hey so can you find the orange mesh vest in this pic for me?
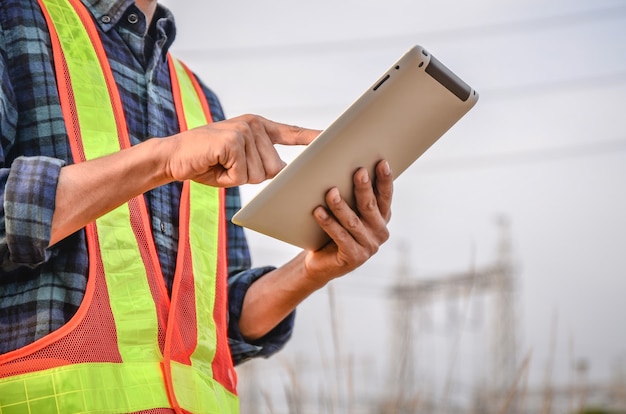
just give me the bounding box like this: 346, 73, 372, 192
0, 0, 238, 412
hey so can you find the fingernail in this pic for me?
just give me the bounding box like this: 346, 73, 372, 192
315, 206, 329, 219
382, 161, 391, 175
330, 187, 341, 203
360, 169, 370, 184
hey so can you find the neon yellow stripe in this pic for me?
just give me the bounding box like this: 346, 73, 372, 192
43, 0, 160, 363
0, 363, 170, 413
171, 362, 238, 414
45, 0, 119, 160
171, 57, 223, 389
172, 58, 208, 130
186, 181, 220, 377
6, 3, 237, 412
95, 205, 162, 362
0, 362, 238, 413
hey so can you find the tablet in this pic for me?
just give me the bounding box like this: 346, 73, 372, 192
232, 45, 479, 250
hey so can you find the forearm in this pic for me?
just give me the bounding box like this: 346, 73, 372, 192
49, 115, 320, 246
50, 137, 171, 245
238, 251, 327, 341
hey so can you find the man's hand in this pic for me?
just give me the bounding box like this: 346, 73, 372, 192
165, 114, 320, 187
51, 114, 319, 246
238, 159, 394, 340
304, 159, 393, 284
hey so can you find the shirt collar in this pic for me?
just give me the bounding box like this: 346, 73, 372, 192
80, 0, 176, 36
79, 0, 177, 56
81, 0, 135, 32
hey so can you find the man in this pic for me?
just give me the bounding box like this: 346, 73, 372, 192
0, 0, 393, 412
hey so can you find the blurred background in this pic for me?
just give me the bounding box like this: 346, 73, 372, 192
161, 0, 626, 412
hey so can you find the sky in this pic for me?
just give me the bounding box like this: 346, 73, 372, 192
161, 0, 626, 410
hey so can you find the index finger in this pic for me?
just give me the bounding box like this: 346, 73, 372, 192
261, 117, 321, 146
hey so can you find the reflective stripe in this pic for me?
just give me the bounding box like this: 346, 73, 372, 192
187, 182, 220, 383
171, 57, 219, 379
171, 362, 238, 414
0, 363, 169, 413
172, 58, 210, 131
169, 58, 238, 410
96, 204, 162, 362
0, 0, 237, 412
43, 0, 122, 160
41, 0, 161, 363
0, 363, 237, 414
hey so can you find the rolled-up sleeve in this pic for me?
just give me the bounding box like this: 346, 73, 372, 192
0, 48, 65, 270
1, 156, 64, 268
227, 266, 296, 365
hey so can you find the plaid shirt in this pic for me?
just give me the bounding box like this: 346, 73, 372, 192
0, 0, 294, 364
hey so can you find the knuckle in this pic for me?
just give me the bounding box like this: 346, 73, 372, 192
225, 123, 247, 142
228, 133, 246, 152
247, 168, 266, 184
347, 215, 360, 229
239, 113, 256, 122
368, 243, 380, 257
243, 114, 264, 130
266, 165, 282, 178
335, 256, 350, 268
333, 227, 351, 243
379, 227, 390, 243
364, 198, 378, 212
289, 124, 305, 138
355, 249, 371, 265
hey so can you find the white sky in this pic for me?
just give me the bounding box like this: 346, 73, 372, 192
162, 0, 626, 409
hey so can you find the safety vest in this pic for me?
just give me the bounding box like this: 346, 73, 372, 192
0, 0, 239, 413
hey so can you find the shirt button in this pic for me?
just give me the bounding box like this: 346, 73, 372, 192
101, 15, 111, 24
127, 13, 139, 24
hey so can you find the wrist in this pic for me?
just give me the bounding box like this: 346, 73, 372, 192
143, 136, 178, 185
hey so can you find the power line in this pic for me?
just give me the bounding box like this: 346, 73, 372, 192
172, 4, 626, 59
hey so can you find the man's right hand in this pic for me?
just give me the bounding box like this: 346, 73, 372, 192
51, 114, 319, 246
164, 114, 320, 187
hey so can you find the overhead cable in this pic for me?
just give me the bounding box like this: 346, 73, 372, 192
172, 4, 626, 59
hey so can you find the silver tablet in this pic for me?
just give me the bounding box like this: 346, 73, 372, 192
232, 45, 479, 250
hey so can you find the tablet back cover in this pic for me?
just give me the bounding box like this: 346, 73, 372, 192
232, 45, 479, 250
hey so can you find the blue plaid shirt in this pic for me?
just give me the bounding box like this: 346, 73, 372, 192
0, 0, 294, 364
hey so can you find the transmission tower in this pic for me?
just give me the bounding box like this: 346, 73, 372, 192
386, 219, 519, 413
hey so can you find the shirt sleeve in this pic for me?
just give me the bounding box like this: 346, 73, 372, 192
0, 50, 65, 270
223, 185, 296, 365
227, 266, 296, 365
1, 156, 64, 269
